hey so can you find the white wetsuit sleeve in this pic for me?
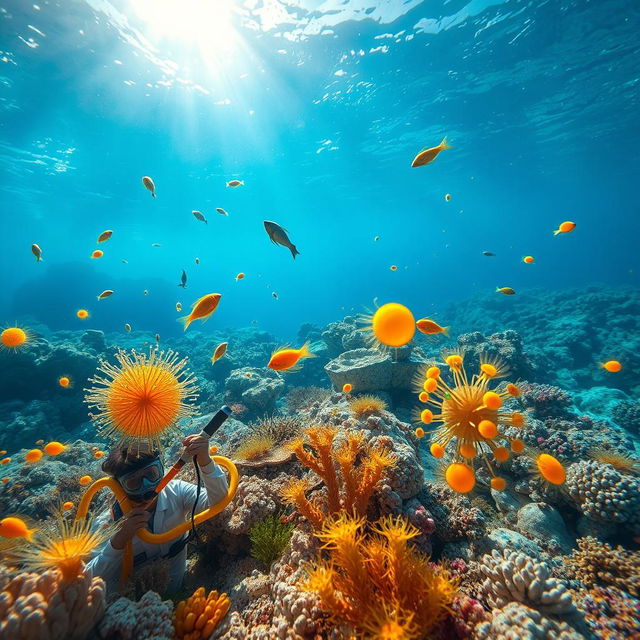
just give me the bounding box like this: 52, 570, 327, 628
84, 508, 123, 587
179, 461, 229, 514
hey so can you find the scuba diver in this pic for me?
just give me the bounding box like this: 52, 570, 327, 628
86, 433, 228, 593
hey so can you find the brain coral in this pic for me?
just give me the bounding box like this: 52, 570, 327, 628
478, 549, 577, 615
566, 460, 640, 533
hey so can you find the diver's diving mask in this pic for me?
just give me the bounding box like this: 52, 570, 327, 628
116, 458, 164, 499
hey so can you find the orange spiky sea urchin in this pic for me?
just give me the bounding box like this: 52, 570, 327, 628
9, 514, 114, 582
349, 394, 388, 418
413, 351, 538, 493
0, 326, 33, 351
85, 348, 198, 452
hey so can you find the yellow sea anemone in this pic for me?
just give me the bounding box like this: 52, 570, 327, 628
359, 302, 416, 352
589, 448, 640, 474
233, 434, 276, 461
416, 350, 539, 493
85, 348, 198, 451
349, 394, 388, 418
0, 326, 33, 351
9, 514, 114, 582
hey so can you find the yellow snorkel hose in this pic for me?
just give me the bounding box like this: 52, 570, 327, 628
77, 455, 238, 583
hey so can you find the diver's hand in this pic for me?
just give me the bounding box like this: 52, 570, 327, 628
111, 507, 151, 550
183, 434, 211, 467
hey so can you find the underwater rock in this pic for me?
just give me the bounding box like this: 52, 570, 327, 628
573, 386, 629, 420
479, 527, 543, 559
457, 329, 536, 381
324, 346, 428, 393
224, 368, 285, 416
96, 590, 174, 640
516, 503, 574, 554
320, 315, 366, 356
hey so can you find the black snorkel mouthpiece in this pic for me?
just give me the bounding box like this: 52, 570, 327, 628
153, 405, 232, 495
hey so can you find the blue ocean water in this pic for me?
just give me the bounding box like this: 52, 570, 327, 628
1, 0, 638, 340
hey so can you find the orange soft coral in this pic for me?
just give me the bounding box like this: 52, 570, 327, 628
302, 513, 457, 639
282, 427, 396, 527
174, 587, 230, 640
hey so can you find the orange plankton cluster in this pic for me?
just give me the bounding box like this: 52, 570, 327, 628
414, 351, 565, 493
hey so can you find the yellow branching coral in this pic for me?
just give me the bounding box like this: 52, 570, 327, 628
85, 348, 198, 452
414, 351, 564, 494
302, 513, 456, 639
9, 515, 114, 583
174, 586, 230, 640
281, 427, 396, 527
349, 394, 388, 418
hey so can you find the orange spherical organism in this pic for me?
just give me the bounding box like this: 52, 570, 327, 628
491, 477, 507, 491
364, 302, 416, 349
91, 250, 104, 259
44, 442, 65, 456
536, 453, 566, 485
483, 391, 502, 410
430, 443, 445, 458
445, 354, 463, 369
79, 475, 92, 486
415, 427, 425, 438
419, 391, 429, 403
85, 348, 198, 451
480, 363, 497, 378
0, 458, 11, 465
62, 501, 74, 511
58, 376, 71, 388
494, 447, 509, 462
511, 412, 525, 428
511, 439, 525, 453
478, 420, 498, 439
523, 256, 534, 264
423, 378, 438, 393
342, 383, 353, 393
506, 383, 520, 397
25, 449, 43, 463
93, 450, 105, 459
76, 309, 90, 319
426, 366, 441, 379
459, 444, 476, 459
1, 327, 30, 351
1, 478, 8, 484
445, 463, 475, 493
420, 409, 433, 424
209, 445, 218, 455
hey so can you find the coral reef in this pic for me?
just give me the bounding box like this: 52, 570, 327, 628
96, 590, 174, 640
249, 515, 294, 568
224, 368, 284, 416
324, 346, 428, 394
478, 548, 577, 615
302, 513, 457, 639
175, 587, 230, 640
566, 537, 640, 596
576, 586, 640, 640
0, 568, 106, 640
613, 399, 640, 435
285, 386, 331, 413
519, 382, 573, 418
566, 460, 640, 533
281, 427, 396, 528
348, 394, 387, 418
474, 602, 585, 640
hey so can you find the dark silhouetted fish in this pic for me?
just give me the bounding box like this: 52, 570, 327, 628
192, 210, 207, 224
482, 251, 496, 257
178, 269, 187, 288
263, 220, 300, 260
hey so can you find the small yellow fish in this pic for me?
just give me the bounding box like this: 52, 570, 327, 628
235, 272, 245, 281
97, 289, 114, 300
267, 342, 314, 372
180, 293, 222, 331
211, 342, 228, 364
31, 243, 43, 261
142, 176, 156, 198
411, 137, 451, 167
600, 360, 622, 373
226, 180, 244, 187
0, 516, 35, 541
416, 318, 449, 336
124, 323, 132, 332
496, 287, 516, 295
91, 250, 104, 259
176, 302, 182, 312
97, 230, 113, 243
553, 221, 576, 235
